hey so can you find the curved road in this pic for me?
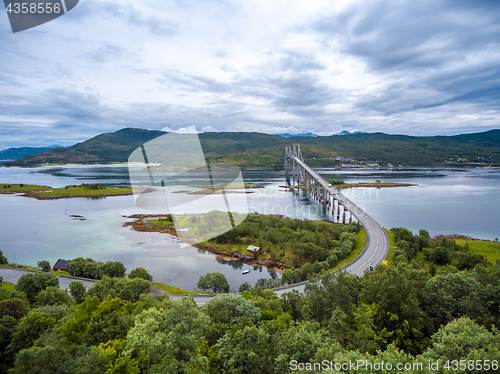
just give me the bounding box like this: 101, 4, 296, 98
0, 267, 95, 290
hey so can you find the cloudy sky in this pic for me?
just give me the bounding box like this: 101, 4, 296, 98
1, 0, 500, 149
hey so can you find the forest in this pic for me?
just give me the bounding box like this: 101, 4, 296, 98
0, 226, 499, 373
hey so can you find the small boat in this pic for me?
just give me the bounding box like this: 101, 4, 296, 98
242, 270, 250, 275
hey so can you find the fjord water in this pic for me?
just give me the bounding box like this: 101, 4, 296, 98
0, 165, 498, 290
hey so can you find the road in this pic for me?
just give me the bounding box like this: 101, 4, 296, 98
0, 267, 96, 290
289, 157, 390, 277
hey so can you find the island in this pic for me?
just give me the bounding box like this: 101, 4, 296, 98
0, 183, 151, 200
281, 178, 417, 191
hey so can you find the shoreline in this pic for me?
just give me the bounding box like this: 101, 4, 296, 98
280, 182, 418, 191
431, 234, 498, 242
123, 214, 287, 272
1, 162, 498, 170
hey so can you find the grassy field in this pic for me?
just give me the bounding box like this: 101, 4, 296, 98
52, 270, 70, 276
0, 183, 132, 197
455, 239, 500, 263
337, 182, 416, 190
152, 282, 212, 295
331, 228, 367, 271
37, 186, 131, 196
0, 183, 51, 192
385, 229, 396, 265
147, 219, 174, 227
0, 263, 39, 271
1, 282, 15, 290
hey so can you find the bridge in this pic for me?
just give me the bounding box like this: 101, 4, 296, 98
175, 144, 390, 301
277, 144, 390, 287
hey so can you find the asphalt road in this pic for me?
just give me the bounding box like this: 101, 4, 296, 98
0, 268, 96, 290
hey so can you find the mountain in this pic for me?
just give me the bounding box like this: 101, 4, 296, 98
277, 132, 318, 138
0, 145, 62, 161
4, 128, 165, 166
334, 131, 367, 135
4, 128, 500, 167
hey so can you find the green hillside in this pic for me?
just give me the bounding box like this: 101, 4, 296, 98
4, 128, 500, 168
0, 146, 60, 161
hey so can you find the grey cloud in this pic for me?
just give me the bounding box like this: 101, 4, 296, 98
311, 0, 500, 117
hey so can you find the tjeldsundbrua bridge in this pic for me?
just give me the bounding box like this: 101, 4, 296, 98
278, 144, 390, 287
158, 144, 390, 302
285, 144, 356, 224
171, 144, 390, 302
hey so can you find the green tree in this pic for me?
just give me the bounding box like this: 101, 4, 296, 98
197, 272, 230, 293
37, 260, 51, 272
428, 246, 451, 264
15, 272, 59, 304
97, 339, 140, 374
0, 250, 8, 265
360, 263, 431, 355
124, 297, 210, 374
0, 315, 17, 370
328, 307, 350, 348
35, 287, 74, 307
69, 281, 87, 304
351, 303, 378, 354
61, 296, 135, 346
203, 293, 261, 326
8, 305, 67, 354
217, 325, 272, 374
423, 272, 487, 329
275, 321, 329, 366
85, 276, 151, 302
128, 267, 153, 281
423, 317, 500, 366
280, 290, 304, 321
66, 257, 89, 277
238, 282, 251, 293
13, 345, 109, 374
302, 271, 362, 325
102, 261, 127, 278
0, 298, 30, 320
83, 261, 104, 279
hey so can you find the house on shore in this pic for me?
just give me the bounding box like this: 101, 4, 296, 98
247, 245, 262, 255
53, 259, 70, 272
